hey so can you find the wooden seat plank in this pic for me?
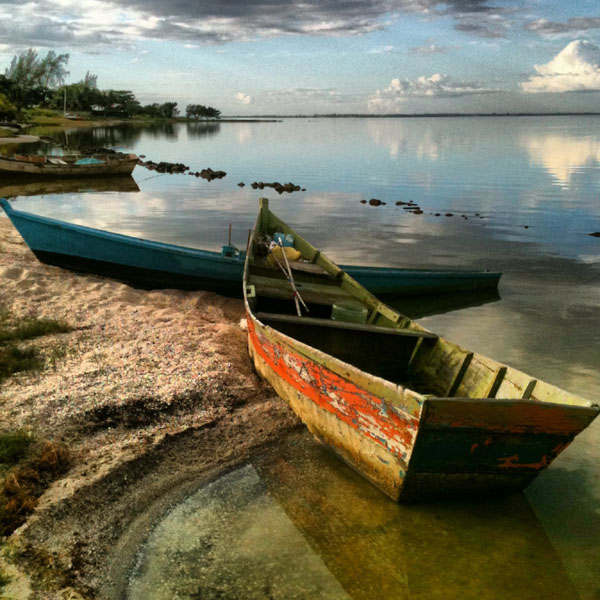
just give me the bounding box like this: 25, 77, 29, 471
256, 311, 439, 338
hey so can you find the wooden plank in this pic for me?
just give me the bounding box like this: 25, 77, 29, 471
421, 397, 599, 435
485, 366, 507, 398
446, 352, 474, 397
250, 314, 425, 417
256, 311, 439, 338
250, 274, 353, 305
522, 379, 537, 400
288, 261, 330, 276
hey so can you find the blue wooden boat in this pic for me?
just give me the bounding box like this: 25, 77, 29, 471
0, 198, 501, 297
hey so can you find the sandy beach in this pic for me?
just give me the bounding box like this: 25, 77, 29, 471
0, 216, 300, 598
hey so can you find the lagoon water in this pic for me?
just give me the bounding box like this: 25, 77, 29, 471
3, 116, 600, 598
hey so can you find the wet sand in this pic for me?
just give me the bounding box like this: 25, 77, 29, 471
0, 216, 300, 598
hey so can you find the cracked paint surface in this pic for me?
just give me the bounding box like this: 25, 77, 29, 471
248, 317, 420, 462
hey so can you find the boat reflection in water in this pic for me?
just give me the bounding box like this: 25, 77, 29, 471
388, 287, 501, 320
0, 174, 140, 198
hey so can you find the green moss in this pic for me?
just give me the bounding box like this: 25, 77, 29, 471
0, 307, 73, 383
0, 432, 32, 471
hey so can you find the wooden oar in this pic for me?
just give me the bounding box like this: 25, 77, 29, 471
272, 243, 309, 316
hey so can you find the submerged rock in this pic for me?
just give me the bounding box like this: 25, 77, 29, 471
138, 159, 189, 174
250, 181, 302, 194
198, 168, 227, 181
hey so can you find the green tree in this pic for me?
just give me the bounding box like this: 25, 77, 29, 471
186, 104, 221, 120
0, 92, 17, 119
38, 51, 70, 88
5, 49, 69, 89
100, 90, 141, 116
4, 49, 70, 119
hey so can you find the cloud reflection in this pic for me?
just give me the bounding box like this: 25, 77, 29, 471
366, 119, 442, 160
522, 132, 600, 185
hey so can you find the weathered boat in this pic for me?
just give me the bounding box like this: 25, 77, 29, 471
0, 198, 501, 297
0, 152, 138, 177
243, 198, 599, 501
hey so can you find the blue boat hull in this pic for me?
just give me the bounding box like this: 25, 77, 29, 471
1, 198, 501, 297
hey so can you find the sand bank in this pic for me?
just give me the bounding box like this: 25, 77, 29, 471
0, 216, 299, 598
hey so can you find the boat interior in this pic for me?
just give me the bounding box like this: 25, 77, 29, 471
247, 250, 445, 394
6, 153, 131, 165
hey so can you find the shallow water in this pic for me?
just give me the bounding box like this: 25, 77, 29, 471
127, 433, 580, 600
2, 116, 599, 598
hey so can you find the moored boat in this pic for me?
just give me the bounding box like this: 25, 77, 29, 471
243, 198, 599, 501
0, 198, 501, 297
0, 152, 138, 177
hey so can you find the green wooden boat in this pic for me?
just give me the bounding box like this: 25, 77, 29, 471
243, 198, 599, 501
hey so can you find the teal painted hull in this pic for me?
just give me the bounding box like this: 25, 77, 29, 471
1, 198, 501, 296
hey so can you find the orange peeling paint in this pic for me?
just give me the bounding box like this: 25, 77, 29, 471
497, 453, 549, 470
248, 316, 419, 459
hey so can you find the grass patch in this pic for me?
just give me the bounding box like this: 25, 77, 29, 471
0, 432, 32, 472
0, 439, 71, 537
0, 316, 72, 344
0, 307, 73, 383
0, 345, 44, 382
0, 565, 11, 590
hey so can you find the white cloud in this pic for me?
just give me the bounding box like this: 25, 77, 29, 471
521, 40, 600, 93
368, 45, 394, 54
235, 92, 252, 105
368, 73, 496, 111
411, 44, 446, 55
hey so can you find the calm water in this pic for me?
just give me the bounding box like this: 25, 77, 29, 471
2, 117, 599, 598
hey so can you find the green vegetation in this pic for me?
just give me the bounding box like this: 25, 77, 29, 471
0, 437, 71, 536
186, 103, 221, 120
0, 432, 32, 473
0, 565, 11, 592
1, 48, 221, 123
0, 306, 73, 383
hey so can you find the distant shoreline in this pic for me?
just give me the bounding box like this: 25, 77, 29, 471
225, 112, 600, 119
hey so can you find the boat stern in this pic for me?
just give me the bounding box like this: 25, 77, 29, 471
398, 397, 599, 501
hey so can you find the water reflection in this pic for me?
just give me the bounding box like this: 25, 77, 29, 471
0, 175, 139, 198
128, 433, 580, 600
26, 123, 145, 151
522, 133, 600, 186
366, 118, 444, 160
389, 287, 501, 319
186, 121, 221, 139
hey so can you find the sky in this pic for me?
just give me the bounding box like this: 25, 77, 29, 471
2, 0, 600, 115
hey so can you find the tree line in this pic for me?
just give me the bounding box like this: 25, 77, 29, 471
0, 49, 220, 122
